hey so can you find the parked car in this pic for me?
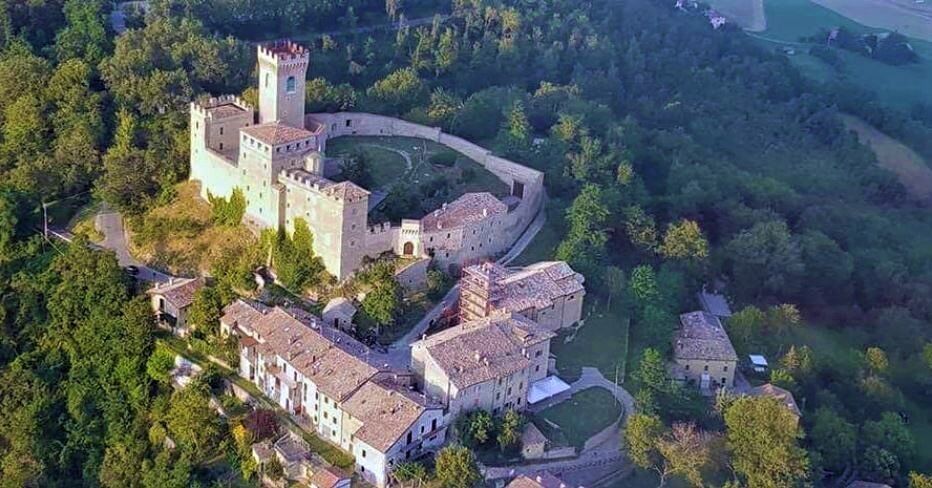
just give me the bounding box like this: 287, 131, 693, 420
125, 265, 139, 276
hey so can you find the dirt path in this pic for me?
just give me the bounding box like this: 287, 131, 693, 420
840, 113, 932, 205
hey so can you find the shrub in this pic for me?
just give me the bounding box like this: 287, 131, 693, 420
429, 150, 458, 167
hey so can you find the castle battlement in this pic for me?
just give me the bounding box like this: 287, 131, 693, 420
190, 95, 253, 118
279, 169, 331, 193
368, 222, 392, 235
258, 40, 310, 64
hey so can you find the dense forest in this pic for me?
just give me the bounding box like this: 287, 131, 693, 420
1, 0, 932, 486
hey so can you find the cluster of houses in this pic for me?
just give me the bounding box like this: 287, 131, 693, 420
146, 260, 585, 487
145, 261, 809, 487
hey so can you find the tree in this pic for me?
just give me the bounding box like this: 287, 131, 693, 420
359, 262, 402, 329
624, 206, 658, 253
725, 220, 804, 302
656, 423, 713, 487
603, 266, 626, 308
865, 347, 889, 376
660, 219, 708, 261
367, 67, 426, 114
724, 396, 808, 488
726, 306, 765, 354
394, 461, 428, 487
500, 100, 531, 152
459, 410, 494, 446
629, 265, 660, 304
342, 150, 373, 188
769, 369, 797, 393
809, 408, 856, 471
266, 456, 285, 481
209, 188, 246, 226
861, 412, 914, 472
909, 472, 932, 488
624, 413, 668, 482
166, 382, 221, 463
243, 409, 279, 441
497, 410, 523, 452
54, 0, 110, 65
146, 346, 175, 384
187, 285, 224, 335
434, 445, 481, 488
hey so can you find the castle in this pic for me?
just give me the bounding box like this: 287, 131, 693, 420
190, 40, 544, 281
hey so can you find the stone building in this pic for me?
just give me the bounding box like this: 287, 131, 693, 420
672, 311, 738, 391
224, 302, 444, 487
410, 313, 555, 419
147, 277, 206, 336
189, 40, 544, 281
459, 261, 585, 331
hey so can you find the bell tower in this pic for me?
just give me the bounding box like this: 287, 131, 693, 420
257, 40, 309, 128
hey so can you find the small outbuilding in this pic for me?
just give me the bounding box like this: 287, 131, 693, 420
749, 354, 769, 374
521, 423, 548, 460
322, 297, 357, 331
749, 383, 801, 422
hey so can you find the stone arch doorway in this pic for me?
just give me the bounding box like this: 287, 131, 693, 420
403, 242, 414, 256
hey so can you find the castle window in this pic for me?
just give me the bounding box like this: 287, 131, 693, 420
345, 119, 352, 128
286, 76, 297, 94
265, 73, 270, 87
219, 127, 224, 135
219, 143, 223, 150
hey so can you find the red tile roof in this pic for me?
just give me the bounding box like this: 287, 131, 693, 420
242, 122, 316, 146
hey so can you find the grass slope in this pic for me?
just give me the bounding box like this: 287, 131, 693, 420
840, 113, 932, 204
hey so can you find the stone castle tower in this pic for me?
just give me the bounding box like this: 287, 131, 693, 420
258, 40, 309, 128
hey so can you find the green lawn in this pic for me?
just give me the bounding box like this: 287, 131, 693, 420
531, 387, 622, 449
752, 0, 932, 109
551, 299, 629, 383
325, 135, 510, 197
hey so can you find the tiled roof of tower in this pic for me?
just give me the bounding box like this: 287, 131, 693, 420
242, 122, 316, 146
494, 262, 585, 313
207, 103, 250, 119
421, 192, 507, 231
342, 379, 438, 451
243, 308, 378, 400
673, 311, 738, 362
147, 277, 206, 309
321, 181, 370, 201
414, 314, 555, 389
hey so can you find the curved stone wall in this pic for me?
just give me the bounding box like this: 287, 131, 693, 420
308, 112, 545, 262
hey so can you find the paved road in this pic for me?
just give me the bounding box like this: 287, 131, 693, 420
95, 211, 173, 283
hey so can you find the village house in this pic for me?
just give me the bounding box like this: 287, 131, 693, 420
520, 423, 549, 460
146, 277, 206, 336
459, 261, 585, 331
506, 471, 577, 488
672, 311, 738, 391
410, 313, 557, 419
224, 301, 444, 487
251, 431, 352, 488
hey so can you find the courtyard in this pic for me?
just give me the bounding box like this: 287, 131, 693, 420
530, 387, 623, 449
325, 135, 510, 196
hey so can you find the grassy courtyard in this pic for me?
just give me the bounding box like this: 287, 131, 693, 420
531, 387, 622, 449
551, 299, 630, 384
325, 135, 510, 196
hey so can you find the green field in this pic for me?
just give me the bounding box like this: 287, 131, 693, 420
532, 387, 622, 448
325, 135, 510, 196
551, 299, 629, 383
750, 0, 932, 109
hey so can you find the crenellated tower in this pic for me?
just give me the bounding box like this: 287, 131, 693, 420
258, 40, 310, 128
